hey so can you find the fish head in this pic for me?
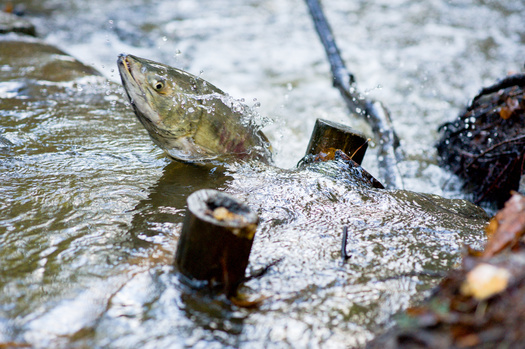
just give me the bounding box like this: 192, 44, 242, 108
117, 54, 221, 161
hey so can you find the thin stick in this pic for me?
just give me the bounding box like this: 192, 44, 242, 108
350, 138, 371, 161
304, 0, 402, 188
341, 226, 351, 262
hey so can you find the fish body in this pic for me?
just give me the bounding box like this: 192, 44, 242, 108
117, 54, 271, 163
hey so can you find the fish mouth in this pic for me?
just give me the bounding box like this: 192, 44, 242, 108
117, 54, 131, 72
117, 54, 136, 90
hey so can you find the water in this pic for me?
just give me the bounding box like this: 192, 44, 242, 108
1, 0, 524, 347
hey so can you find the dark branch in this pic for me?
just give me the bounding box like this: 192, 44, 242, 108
304, 0, 401, 188
341, 226, 351, 262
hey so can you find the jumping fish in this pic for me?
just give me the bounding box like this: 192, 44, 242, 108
117, 54, 272, 163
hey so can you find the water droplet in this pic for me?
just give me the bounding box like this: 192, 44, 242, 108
287, 82, 293, 91
162, 36, 167, 42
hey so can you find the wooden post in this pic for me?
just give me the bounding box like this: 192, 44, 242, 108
306, 118, 368, 165
303, 118, 385, 189
175, 189, 258, 297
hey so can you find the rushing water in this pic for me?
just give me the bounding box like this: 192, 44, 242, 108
1, 0, 524, 348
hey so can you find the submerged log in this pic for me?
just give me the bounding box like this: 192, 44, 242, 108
175, 189, 259, 297
436, 74, 525, 208
306, 118, 369, 165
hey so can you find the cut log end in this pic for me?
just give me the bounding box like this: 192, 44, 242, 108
302, 118, 384, 189
175, 189, 258, 297
306, 118, 369, 165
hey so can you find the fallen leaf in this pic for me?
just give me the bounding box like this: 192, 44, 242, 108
483, 192, 525, 257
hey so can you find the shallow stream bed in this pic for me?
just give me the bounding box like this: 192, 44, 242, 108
1, 1, 524, 348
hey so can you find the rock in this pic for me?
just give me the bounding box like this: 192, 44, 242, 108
0, 11, 36, 36
0, 37, 101, 82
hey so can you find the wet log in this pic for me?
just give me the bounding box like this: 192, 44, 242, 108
436, 73, 525, 208
306, 118, 368, 165
175, 189, 258, 297
304, 0, 401, 189
301, 118, 384, 189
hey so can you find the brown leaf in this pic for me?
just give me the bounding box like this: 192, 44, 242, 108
499, 97, 521, 119
483, 192, 525, 257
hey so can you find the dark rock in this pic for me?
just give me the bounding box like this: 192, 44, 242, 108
0, 11, 36, 36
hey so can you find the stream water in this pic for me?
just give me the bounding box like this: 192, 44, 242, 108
1, 0, 524, 348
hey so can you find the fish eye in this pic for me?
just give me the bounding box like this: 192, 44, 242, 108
153, 80, 165, 92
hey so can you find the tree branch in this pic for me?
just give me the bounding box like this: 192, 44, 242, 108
304, 0, 401, 188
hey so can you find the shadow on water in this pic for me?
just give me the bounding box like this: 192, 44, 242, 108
129, 159, 233, 242
179, 282, 247, 341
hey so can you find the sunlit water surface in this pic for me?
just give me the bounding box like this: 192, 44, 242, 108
1, 0, 524, 347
